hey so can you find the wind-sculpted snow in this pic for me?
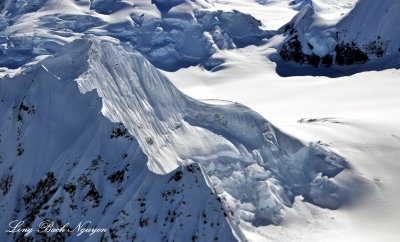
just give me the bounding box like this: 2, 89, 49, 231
73, 39, 348, 225
0, 39, 239, 241
0, 38, 350, 241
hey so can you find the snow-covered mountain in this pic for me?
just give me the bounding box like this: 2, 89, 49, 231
1, 0, 398, 241
0, 0, 270, 73
279, 0, 400, 67
0, 36, 350, 240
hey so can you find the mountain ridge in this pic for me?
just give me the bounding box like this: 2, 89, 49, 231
0, 37, 353, 241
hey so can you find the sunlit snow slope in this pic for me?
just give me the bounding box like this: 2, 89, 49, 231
0, 37, 353, 241
1, 0, 395, 242
0, 39, 241, 241
163, 1, 400, 242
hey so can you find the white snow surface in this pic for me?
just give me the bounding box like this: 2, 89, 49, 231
1, 37, 352, 241
0, 0, 270, 72
165, 1, 400, 240
0, 0, 399, 242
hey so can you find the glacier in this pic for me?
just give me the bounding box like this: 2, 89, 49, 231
0, 0, 271, 72
0, 37, 349, 241
0, 0, 380, 241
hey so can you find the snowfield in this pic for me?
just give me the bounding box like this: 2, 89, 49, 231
0, 0, 399, 241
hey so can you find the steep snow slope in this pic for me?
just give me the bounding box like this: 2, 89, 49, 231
0, 39, 240, 241
1, 0, 397, 241
278, 0, 400, 69
0, 38, 352, 240
75, 39, 352, 226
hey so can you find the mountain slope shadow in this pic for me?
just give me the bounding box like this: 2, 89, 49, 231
272, 53, 400, 78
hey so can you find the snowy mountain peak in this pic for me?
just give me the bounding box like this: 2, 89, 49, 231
0, 37, 243, 241
0, 37, 352, 241
1, 0, 395, 241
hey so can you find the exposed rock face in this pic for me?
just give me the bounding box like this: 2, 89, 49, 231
0, 39, 239, 241
278, 0, 400, 67
0, 38, 349, 240
279, 33, 332, 67
279, 25, 369, 67
334, 42, 369, 65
